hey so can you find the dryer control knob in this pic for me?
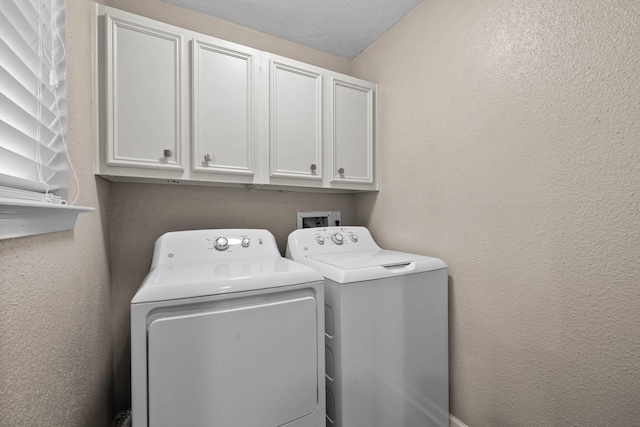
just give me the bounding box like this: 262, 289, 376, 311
316, 236, 325, 245
331, 233, 344, 245
241, 238, 250, 248
214, 237, 229, 251
350, 234, 358, 242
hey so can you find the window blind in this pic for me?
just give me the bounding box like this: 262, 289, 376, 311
0, 0, 69, 204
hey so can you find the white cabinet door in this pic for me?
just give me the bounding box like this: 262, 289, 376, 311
268, 57, 323, 183
191, 38, 260, 183
104, 12, 185, 172
326, 76, 377, 190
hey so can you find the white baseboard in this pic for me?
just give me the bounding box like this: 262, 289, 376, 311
450, 414, 469, 427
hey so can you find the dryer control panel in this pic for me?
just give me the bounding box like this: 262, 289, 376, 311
135, 228, 324, 303
150, 229, 281, 269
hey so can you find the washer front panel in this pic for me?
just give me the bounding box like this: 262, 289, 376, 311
147, 289, 319, 427
325, 271, 449, 427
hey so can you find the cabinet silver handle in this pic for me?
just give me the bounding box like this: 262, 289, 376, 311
163, 149, 173, 158
338, 168, 345, 174
310, 164, 317, 171
204, 154, 212, 162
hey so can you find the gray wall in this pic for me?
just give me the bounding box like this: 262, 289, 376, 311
0, 0, 112, 425
352, 0, 640, 426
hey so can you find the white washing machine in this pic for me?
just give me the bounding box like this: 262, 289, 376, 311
131, 229, 325, 427
286, 226, 449, 427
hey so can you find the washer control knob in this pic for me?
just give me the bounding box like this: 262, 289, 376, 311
241, 237, 250, 248
316, 236, 325, 245
214, 237, 229, 251
331, 233, 344, 245
350, 234, 358, 242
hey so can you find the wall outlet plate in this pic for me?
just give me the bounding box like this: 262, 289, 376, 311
332, 211, 341, 226
297, 211, 341, 229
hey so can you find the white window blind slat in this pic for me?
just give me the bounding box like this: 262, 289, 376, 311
15, 0, 41, 25
0, 185, 62, 203
0, 66, 57, 124
0, 174, 58, 194
0, 2, 55, 77
0, 39, 56, 104
0, 147, 56, 186
0, 12, 39, 65
0, 64, 56, 109
0, 93, 57, 141
0, 0, 68, 200
0, 121, 57, 164
14, 1, 56, 41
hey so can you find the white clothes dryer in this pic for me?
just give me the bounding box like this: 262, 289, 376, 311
131, 229, 325, 427
287, 226, 449, 427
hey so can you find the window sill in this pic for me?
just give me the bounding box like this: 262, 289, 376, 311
0, 198, 95, 240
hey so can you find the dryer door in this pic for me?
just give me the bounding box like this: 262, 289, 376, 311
147, 291, 319, 427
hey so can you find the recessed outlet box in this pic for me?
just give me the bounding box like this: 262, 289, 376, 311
297, 211, 341, 229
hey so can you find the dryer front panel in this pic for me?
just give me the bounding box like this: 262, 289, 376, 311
147, 290, 319, 427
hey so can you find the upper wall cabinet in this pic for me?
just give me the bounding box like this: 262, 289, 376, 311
98, 7, 261, 185
101, 10, 187, 180
326, 75, 377, 190
96, 6, 377, 191
262, 56, 377, 191
190, 37, 261, 184
265, 56, 324, 187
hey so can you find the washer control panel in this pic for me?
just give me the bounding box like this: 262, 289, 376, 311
315, 229, 359, 247
287, 226, 380, 258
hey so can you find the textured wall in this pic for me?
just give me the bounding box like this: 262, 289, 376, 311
0, 0, 112, 426
102, 0, 358, 411
352, 0, 640, 426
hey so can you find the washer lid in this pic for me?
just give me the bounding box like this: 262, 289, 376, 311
308, 249, 426, 270
304, 249, 447, 283
132, 257, 323, 303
